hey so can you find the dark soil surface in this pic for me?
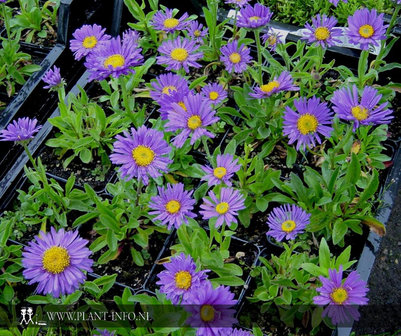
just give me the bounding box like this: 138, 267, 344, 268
353, 187, 401, 335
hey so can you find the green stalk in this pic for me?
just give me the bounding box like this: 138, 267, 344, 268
254, 29, 263, 84
1, 3, 11, 39
202, 137, 212, 162
22, 143, 38, 172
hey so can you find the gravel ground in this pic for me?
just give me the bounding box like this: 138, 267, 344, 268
353, 188, 401, 335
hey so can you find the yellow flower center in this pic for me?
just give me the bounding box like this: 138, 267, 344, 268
297, 114, 319, 135
103, 54, 125, 69
260, 81, 280, 93
165, 200, 181, 214
213, 167, 227, 179
209, 91, 219, 101
187, 115, 202, 130
194, 30, 201, 37
314, 27, 330, 41
331, 287, 349, 305
351, 106, 369, 121
164, 18, 179, 29
132, 145, 155, 167
42, 246, 70, 274
200, 304, 215, 322
162, 85, 177, 95
171, 48, 188, 62
281, 220, 296, 233
82, 35, 97, 49
359, 24, 374, 38
268, 35, 277, 46
175, 270, 192, 290
250, 16, 261, 22
215, 202, 229, 215
178, 101, 187, 111
229, 52, 241, 64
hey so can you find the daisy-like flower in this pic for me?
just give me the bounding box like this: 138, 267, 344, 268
94, 330, 115, 336
187, 21, 208, 44
84, 36, 143, 81
201, 154, 240, 187
303, 14, 342, 48
151, 8, 189, 33
313, 265, 369, 325
231, 329, 253, 336
201, 83, 227, 105
157, 38, 203, 73
165, 93, 219, 148
149, 183, 196, 230
159, 90, 194, 120
347, 9, 387, 50
266, 204, 310, 242
250, 71, 298, 99
185, 281, 237, 335
237, 3, 272, 29
150, 72, 190, 104
331, 85, 393, 130
0, 117, 41, 142
329, 0, 348, 6
225, 0, 250, 7
157, 253, 209, 305
122, 29, 141, 45
262, 28, 283, 52
42, 66, 63, 90
69, 24, 111, 61
110, 125, 172, 185
392, 0, 401, 4
22, 227, 93, 298
220, 40, 252, 74
200, 188, 245, 228
283, 96, 333, 151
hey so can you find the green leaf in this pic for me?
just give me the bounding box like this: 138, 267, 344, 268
210, 276, 244, 286
332, 219, 348, 245
26, 295, 50, 304
319, 238, 330, 270
131, 248, 145, 266
301, 263, 322, 277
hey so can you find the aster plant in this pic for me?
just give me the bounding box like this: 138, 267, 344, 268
220, 40, 252, 74
156, 253, 209, 304
201, 154, 240, 187
165, 93, 219, 148
22, 227, 93, 298
250, 71, 298, 99
303, 14, 342, 48
110, 125, 172, 185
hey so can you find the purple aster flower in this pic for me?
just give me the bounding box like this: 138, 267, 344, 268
201, 154, 240, 187
313, 265, 369, 325
157, 38, 203, 73
150, 72, 190, 104
42, 66, 63, 90
262, 28, 283, 52
250, 71, 298, 99
266, 204, 310, 242
110, 125, 172, 185
392, 0, 401, 4
165, 93, 219, 148
159, 90, 194, 120
201, 83, 227, 105
94, 330, 115, 336
187, 20, 208, 44
22, 227, 93, 298
237, 3, 272, 29
149, 183, 196, 230
185, 281, 237, 335
231, 329, 253, 336
69, 24, 111, 61
157, 253, 209, 304
331, 85, 393, 130
220, 40, 252, 74
84, 36, 143, 81
225, 0, 250, 7
0, 117, 41, 142
200, 188, 245, 228
283, 96, 333, 151
151, 8, 189, 33
329, 0, 348, 6
122, 29, 141, 45
347, 9, 387, 50
303, 14, 343, 48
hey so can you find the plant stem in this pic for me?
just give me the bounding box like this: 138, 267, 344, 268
232, 7, 238, 37
1, 4, 11, 39
202, 137, 212, 162
254, 29, 263, 84
22, 143, 38, 172
136, 180, 142, 207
